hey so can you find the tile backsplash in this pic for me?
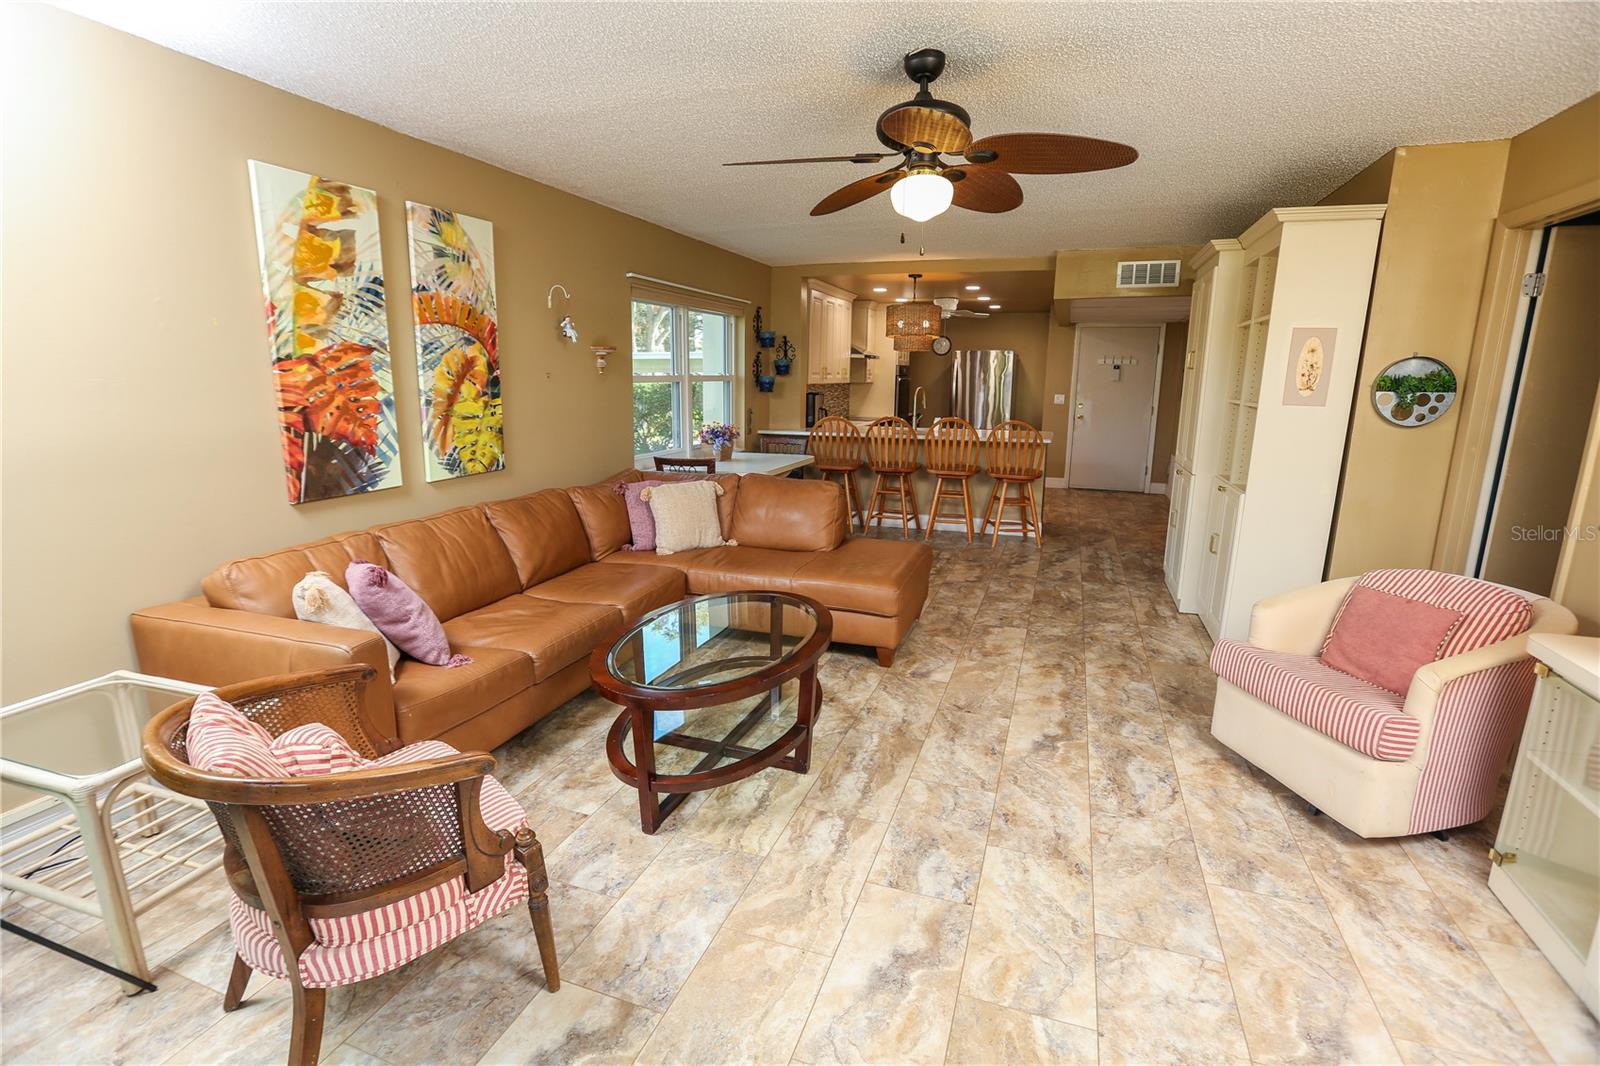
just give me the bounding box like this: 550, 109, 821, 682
815, 383, 851, 420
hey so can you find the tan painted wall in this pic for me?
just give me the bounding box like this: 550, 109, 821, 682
1042, 322, 1077, 476
1554, 385, 1600, 635
1500, 94, 1600, 225
1150, 321, 1190, 485
1324, 141, 1511, 577
1320, 150, 1396, 207
903, 313, 1052, 426
1053, 245, 1199, 302
0, 7, 771, 703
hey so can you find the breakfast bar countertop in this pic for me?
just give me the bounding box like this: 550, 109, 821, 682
758, 424, 1054, 442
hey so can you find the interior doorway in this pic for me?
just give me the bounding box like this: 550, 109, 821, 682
1473, 213, 1600, 594
1068, 325, 1163, 492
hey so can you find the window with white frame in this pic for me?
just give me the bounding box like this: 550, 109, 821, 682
631, 298, 736, 455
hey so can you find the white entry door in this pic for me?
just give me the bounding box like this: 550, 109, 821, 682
1069, 325, 1162, 492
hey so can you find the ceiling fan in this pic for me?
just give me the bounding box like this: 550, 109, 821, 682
724, 47, 1138, 221
933, 297, 987, 319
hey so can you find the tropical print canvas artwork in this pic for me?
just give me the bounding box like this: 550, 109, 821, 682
247, 160, 401, 504
406, 203, 502, 481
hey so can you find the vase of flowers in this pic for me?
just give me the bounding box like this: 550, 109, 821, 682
698, 422, 739, 460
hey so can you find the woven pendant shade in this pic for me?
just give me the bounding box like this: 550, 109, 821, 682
885, 300, 942, 342
893, 333, 934, 352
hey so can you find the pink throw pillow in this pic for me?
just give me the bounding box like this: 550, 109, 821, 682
272, 723, 368, 776
345, 561, 472, 668
617, 480, 667, 551
187, 693, 287, 777
1320, 585, 1463, 695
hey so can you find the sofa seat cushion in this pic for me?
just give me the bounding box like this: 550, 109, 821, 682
392, 646, 535, 739
442, 597, 621, 684
1211, 639, 1419, 761
792, 537, 933, 618
524, 562, 685, 623
673, 546, 812, 594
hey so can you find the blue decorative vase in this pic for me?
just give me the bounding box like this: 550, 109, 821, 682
756, 375, 776, 393
757, 330, 776, 348
774, 355, 793, 376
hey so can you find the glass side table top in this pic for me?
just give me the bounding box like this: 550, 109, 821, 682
605, 592, 820, 692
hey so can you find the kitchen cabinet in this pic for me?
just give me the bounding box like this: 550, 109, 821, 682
806, 286, 852, 384
1176, 205, 1385, 640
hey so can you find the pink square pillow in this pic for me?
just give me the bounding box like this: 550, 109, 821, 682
617, 479, 667, 551
1320, 585, 1463, 695
346, 561, 471, 667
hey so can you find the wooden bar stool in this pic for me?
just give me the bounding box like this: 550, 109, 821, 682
981, 419, 1048, 546
864, 416, 922, 538
807, 416, 865, 531
923, 417, 981, 542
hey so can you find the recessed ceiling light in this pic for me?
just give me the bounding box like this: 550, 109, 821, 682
989, 305, 1002, 310
975, 295, 991, 302
895, 297, 908, 303
872, 286, 888, 293
964, 284, 981, 291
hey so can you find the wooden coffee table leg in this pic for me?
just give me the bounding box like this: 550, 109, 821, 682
628, 703, 662, 833
793, 665, 818, 772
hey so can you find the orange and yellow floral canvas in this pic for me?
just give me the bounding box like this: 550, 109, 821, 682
406, 202, 502, 481
248, 160, 402, 504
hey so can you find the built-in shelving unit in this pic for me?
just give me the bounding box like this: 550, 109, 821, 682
1166, 204, 1385, 640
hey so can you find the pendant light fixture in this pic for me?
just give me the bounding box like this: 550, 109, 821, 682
884, 273, 942, 352
888, 167, 954, 222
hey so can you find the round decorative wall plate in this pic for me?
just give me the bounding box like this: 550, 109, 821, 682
1373, 355, 1457, 427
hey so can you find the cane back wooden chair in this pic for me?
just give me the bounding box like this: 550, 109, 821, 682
864, 416, 923, 538
922, 417, 982, 543
141, 666, 558, 1066
981, 419, 1048, 546
654, 455, 717, 474
806, 416, 865, 531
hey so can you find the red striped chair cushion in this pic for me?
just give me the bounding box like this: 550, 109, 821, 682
1211, 640, 1421, 760
271, 723, 367, 777
186, 694, 286, 778
225, 738, 531, 987
1326, 569, 1532, 660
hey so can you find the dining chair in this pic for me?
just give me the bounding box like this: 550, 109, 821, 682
981, 419, 1047, 545
654, 455, 717, 474
922, 417, 982, 542
806, 416, 865, 531
141, 666, 557, 1066
864, 416, 922, 538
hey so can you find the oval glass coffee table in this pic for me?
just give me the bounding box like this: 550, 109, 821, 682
590, 591, 832, 833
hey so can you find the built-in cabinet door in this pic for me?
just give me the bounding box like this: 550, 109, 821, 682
806, 292, 827, 384
1164, 465, 1192, 599
1198, 479, 1241, 639
1175, 271, 1211, 468
833, 297, 851, 381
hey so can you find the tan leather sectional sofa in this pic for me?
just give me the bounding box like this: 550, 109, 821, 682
132, 470, 932, 752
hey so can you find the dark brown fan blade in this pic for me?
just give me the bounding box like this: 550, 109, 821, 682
947, 166, 1023, 213
880, 106, 973, 154
724, 152, 899, 166
966, 133, 1138, 174
810, 165, 906, 216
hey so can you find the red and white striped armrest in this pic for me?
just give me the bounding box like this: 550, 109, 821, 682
1404, 634, 1538, 835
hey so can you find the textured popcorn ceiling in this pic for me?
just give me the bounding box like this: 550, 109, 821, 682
65, 1, 1600, 266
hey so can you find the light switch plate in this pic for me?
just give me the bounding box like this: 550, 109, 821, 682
1053, 394, 1066, 405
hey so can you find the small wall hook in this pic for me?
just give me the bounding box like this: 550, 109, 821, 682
546, 284, 571, 309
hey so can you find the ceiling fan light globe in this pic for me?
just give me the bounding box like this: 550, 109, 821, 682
889, 172, 954, 222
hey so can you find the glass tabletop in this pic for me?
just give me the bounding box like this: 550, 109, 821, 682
606, 592, 819, 692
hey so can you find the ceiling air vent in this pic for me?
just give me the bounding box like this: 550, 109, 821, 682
1116, 260, 1181, 289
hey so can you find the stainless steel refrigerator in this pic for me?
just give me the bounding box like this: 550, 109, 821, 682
951, 349, 1015, 431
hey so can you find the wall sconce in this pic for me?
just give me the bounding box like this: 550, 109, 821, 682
590, 345, 615, 374
547, 284, 577, 343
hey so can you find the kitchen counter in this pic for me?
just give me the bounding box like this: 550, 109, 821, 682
760, 425, 1054, 443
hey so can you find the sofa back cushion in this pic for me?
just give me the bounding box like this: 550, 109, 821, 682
1328, 569, 1533, 660
373, 508, 521, 621
203, 531, 389, 618
482, 490, 591, 587
731, 475, 846, 552
568, 472, 740, 558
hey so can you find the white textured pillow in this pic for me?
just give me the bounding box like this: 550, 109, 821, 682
292, 571, 401, 681
642, 481, 735, 555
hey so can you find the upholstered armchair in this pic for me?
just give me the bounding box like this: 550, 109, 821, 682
1209, 569, 1578, 839
142, 665, 558, 1066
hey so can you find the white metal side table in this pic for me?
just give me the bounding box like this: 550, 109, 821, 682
0, 671, 220, 994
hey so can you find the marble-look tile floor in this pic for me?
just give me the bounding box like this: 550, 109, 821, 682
5, 489, 1599, 1064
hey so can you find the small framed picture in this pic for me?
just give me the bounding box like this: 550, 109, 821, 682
1282, 327, 1337, 407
